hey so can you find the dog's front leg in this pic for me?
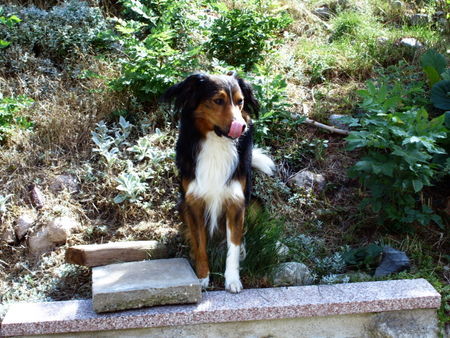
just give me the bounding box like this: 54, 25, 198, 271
225, 200, 245, 293
183, 197, 210, 288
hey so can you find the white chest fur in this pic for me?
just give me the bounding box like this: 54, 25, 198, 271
187, 132, 244, 235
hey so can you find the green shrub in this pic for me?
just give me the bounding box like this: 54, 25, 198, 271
241, 67, 304, 145
0, 94, 34, 143
330, 11, 363, 41
206, 8, 291, 70
345, 80, 447, 228
0, 7, 21, 48
110, 0, 200, 101
0, 1, 108, 59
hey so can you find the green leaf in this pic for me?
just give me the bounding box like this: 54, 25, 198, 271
0, 40, 10, 48
441, 69, 450, 81
113, 194, 127, 204
431, 80, 450, 110
420, 49, 447, 79
412, 179, 423, 192
423, 66, 441, 86
445, 111, 450, 129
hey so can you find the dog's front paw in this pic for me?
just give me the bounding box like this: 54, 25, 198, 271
199, 275, 210, 289
225, 277, 243, 293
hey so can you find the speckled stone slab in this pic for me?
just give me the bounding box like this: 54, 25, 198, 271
1, 279, 440, 337
92, 258, 201, 313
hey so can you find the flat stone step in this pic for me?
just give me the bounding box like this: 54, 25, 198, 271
1, 279, 441, 337
92, 258, 201, 313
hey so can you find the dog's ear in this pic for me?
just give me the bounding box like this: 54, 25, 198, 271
161, 73, 208, 114
237, 77, 260, 118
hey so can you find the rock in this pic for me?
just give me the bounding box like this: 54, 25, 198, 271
29, 185, 46, 209
368, 309, 439, 337
2, 227, 16, 244
328, 114, 349, 130
289, 170, 326, 191
377, 37, 389, 44
399, 37, 423, 48
49, 174, 80, 194
276, 241, 289, 257
14, 212, 36, 240
46, 216, 80, 244
410, 13, 428, 26
28, 228, 54, 255
313, 7, 332, 20
92, 258, 201, 313
391, 0, 402, 9
374, 247, 410, 277
273, 262, 314, 286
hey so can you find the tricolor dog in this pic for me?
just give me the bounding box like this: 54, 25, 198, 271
162, 72, 274, 293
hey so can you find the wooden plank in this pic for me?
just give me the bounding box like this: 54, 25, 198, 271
65, 241, 168, 267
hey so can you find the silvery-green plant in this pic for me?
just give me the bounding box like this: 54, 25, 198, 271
0, 194, 12, 214
314, 252, 347, 275
127, 130, 169, 162
91, 117, 133, 167
0, 0, 108, 58
114, 162, 149, 204
321, 274, 350, 284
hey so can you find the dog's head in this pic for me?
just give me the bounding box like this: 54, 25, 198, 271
162, 72, 259, 139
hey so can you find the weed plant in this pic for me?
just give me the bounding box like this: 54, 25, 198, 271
0, 94, 34, 143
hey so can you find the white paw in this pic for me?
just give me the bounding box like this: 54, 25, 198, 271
225, 277, 243, 293
199, 275, 210, 289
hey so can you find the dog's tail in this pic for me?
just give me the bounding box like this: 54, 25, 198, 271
252, 147, 275, 176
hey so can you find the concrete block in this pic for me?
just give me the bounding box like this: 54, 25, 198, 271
92, 258, 201, 313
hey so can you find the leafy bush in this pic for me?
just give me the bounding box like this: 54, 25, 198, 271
0, 1, 108, 59
0, 7, 21, 48
110, 0, 200, 102
330, 11, 363, 41
345, 80, 447, 228
206, 8, 291, 70
242, 67, 304, 145
0, 94, 34, 143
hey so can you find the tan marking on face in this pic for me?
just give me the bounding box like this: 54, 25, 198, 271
194, 85, 246, 136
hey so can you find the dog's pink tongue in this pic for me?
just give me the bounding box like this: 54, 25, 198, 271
228, 121, 245, 139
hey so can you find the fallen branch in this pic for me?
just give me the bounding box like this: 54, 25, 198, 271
304, 118, 350, 136
65, 241, 168, 267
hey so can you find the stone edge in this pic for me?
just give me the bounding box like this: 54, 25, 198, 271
1, 279, 441, 336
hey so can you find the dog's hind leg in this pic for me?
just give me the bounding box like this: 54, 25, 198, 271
224, 199, 245, 293
183, 197, 210, 288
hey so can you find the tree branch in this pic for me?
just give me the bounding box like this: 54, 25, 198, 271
304, 118, 350, 136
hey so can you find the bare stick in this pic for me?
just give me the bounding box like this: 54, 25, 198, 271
65, 241, 168, 267
304, 118, 350, 136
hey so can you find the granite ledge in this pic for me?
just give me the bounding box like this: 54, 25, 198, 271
1, 278, 441, 337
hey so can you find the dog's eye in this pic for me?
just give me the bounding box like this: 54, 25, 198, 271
213, 98, 225, 105
236, 99, 244, 105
